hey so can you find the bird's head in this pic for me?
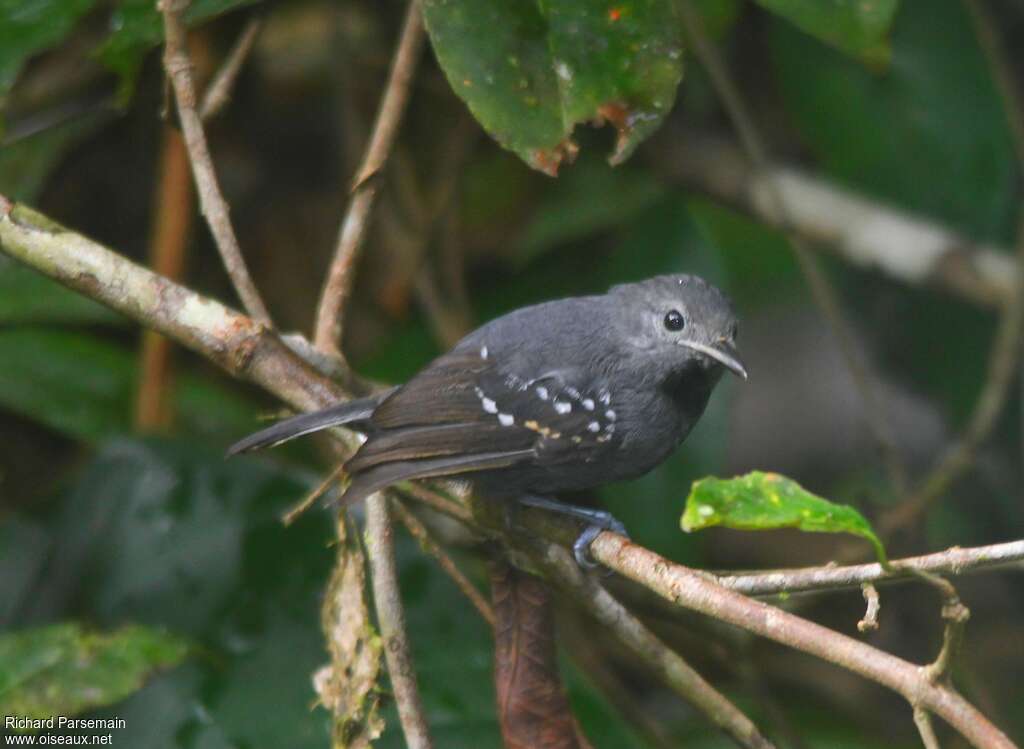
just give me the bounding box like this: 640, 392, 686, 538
609, 274, 747, 384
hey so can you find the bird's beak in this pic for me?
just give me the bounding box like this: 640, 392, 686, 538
680, 340, 748, 380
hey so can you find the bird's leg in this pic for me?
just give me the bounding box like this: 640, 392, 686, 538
518, 494, 628, 569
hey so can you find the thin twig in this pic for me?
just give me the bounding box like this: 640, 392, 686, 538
391, 497, 495, 627
158, 0, 271, 323
199, 15, 262, 120
857, 583, 880, 633
282, 463, 345, 526
914, 708, 942, 749
364, 493, 434, 749
882, 0, 1024, 533
314, 1, 425, 355
587, 533, 1014, 749
711, 540, 1024, 597
677, 0, 908, 494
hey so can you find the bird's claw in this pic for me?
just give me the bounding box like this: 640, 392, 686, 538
573, 516, 628, 571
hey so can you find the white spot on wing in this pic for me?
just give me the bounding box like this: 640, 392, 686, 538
582, 398, 594, 410
480, 345, 488, 359
587, 421, 600, 433
481, 397, 498, 414
605, 409, 616, 421
498, 413, 514, 426
554, 400, 571, 414
536, 386, 549, 400
599, 392, 611, 405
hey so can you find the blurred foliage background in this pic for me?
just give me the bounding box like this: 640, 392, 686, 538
1, 0, 1022, 747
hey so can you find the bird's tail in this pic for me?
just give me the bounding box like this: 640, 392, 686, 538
227, 389, 394, 456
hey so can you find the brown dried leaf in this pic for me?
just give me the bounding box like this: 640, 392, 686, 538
315, 516, 384, 749
490, 560, 590, 749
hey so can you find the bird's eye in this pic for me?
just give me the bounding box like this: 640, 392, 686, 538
663, 310, 685, 332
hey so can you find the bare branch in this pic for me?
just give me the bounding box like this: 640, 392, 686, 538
364, 493, 434, 749
158, 0, 271, 323
713, 540, 1024, 597
655, 131, 1018, 309
314, 1, 425, 355
677, 0, 907, 493
588, 532, 1015, 749
199, 16, 262, 121
915, 708, 942, 749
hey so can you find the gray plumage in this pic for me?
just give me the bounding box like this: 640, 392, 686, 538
229, 274, 745, 514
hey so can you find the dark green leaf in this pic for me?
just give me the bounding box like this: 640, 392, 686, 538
769, 0, 1017, 244
0, 622, 188, 725
422, 0, 684, 174
755, 0, 899, 66
682, 471, 887, 563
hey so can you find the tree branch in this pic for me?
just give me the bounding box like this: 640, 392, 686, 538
364, 493, 434, 749
313, 1, 425, 355
199, 15, 262, 121
587, 532, 1016, 749
654, 130, 1018, 309
158, 0, 271, 323
711, 540, 1024, 597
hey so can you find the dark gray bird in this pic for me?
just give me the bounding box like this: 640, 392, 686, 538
229, 274, 746, 564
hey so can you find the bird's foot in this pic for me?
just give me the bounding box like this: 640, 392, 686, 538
517, 495, 629, 570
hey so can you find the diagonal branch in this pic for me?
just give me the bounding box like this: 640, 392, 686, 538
158, 0, 271, 323
586, 532, 1016, 749
313, 1, 425, 355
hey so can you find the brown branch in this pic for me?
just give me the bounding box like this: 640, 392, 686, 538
313, 1, 425, 355
712, 540, 1024, 597
391, 498, 495, 627
364, 493, 434, 749
199, 16, 262, 121
588, 532, 1016, 749
677, 0, 908, 494
158, 0, 271, 323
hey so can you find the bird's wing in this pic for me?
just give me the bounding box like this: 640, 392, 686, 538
338, 347, 619, 504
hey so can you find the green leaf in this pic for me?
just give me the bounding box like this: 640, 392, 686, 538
754, 0, 899, 67
0, 622, 188, 725
0, 0, 98, 113
422, 0, 684, 174
682, 471, 887, 563
769, 0, 1017, 244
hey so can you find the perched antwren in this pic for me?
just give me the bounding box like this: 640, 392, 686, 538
229, 274, 746, 565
